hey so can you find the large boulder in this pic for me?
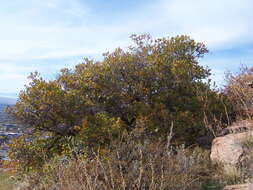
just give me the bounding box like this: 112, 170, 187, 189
210, 131, 253, 166
211, 121, 253, 189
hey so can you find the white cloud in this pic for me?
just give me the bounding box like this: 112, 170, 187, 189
0, 0, 253, 94
158, 0, 253, 48
3, 0, 251, 61
0, 73, 28, 93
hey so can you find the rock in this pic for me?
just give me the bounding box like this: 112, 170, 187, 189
211, 121, 253, 189
210, 131, 253, 166
223, 183, 253, 190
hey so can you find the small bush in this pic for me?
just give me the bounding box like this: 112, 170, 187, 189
224, 66, 253, 119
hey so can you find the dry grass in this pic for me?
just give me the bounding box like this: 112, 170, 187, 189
11, 133, 253, 190
221, 165, 245, 185
13, 117, 253, 190
239, 132, 253, 182
0, 171, 15, 190
224, 66, 253, 119
16, 139, 221, 190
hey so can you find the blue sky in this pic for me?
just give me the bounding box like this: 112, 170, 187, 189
0, 0, 253, 98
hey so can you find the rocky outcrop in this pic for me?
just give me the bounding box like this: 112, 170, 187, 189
211, 120, 253, 166
210, 131, 253, 166
223, 183, 253, 190
211, 120, 253, 190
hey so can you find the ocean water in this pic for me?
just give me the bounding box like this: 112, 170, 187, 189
0, 104, 23, 159
0, 104, 20, 131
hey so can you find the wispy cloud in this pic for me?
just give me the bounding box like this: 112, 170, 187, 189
0, 0, 252, 94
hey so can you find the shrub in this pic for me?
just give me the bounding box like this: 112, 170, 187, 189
7, 34, 229, 172
224, 66, 253, 119
7, 113, 123, 173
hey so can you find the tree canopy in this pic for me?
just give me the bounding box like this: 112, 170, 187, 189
8, 34, 227, 153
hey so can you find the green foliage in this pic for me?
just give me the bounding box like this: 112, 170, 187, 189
8, 113, 123, 172
8, 34, 228, 170
8, 135, 59, 172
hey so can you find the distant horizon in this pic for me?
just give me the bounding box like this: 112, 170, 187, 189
0, 93, 18, 99
0, 96, 17, 105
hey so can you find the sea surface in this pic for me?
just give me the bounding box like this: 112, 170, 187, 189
0, 104, 18, 129
0, 104, 23, 159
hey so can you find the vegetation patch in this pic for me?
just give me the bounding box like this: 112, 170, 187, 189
0, 171, 15, 190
